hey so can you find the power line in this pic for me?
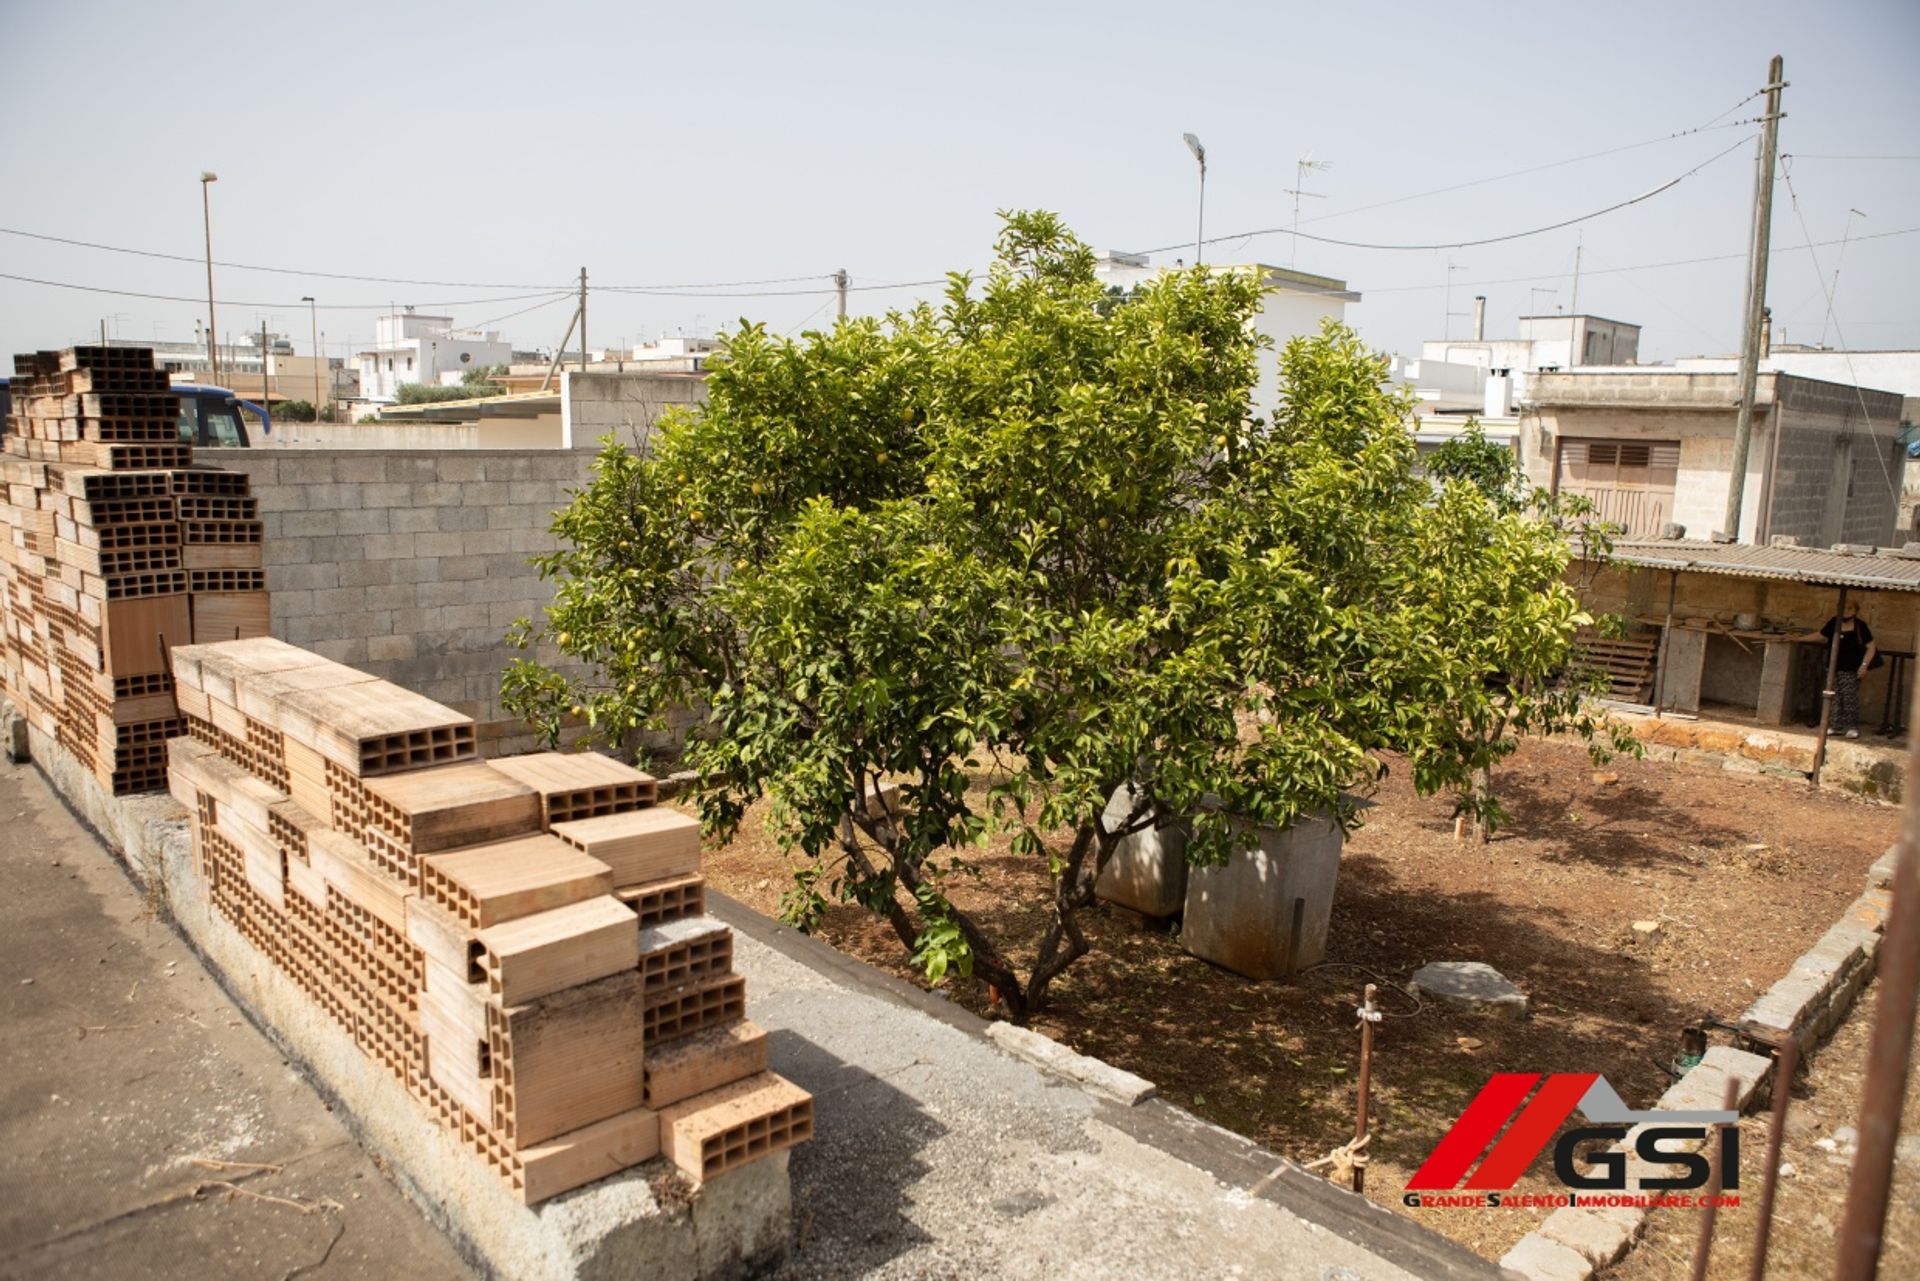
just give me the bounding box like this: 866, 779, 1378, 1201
1777, 162, 1900, 505
1357, 224, 1920, 294
1781, 154, 1920, 162
0, 226, 849, 294
0, 227, 571, 290
1130, 136, 1752, 257
0, 273, 571, 312
1273, 117, 1762, 239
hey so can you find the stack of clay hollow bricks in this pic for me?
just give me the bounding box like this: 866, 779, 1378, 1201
165, 637, 811, 1204
0, 347, 269, 794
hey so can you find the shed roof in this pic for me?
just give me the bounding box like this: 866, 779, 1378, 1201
1593, 538, 1920, 594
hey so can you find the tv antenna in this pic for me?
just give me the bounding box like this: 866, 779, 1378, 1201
1282, 151, 1334, 268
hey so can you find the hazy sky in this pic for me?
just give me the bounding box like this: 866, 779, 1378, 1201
2, 0, 1915, 371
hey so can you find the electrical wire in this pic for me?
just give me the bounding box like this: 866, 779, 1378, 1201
0, 273, 571, 312
1133, 136, 1753, 258
1357, 225, 1920, 294
1258, 117, 1762, 242
1777, 162, 1903, 506
0, 228, 571, 291
463, 293, 577, 331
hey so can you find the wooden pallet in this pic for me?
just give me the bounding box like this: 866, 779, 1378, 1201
1573, 629, 1659, 702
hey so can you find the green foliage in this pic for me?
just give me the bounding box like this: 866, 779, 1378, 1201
505, 210, 1618, 1019
461, 363, 508, 387
395, 376, 505, 404
1427, 421, 1523, 511
274, 399, 317, 422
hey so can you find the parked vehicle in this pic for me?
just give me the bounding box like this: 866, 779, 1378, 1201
172, 385, 270, 447
0, 379, 267, 446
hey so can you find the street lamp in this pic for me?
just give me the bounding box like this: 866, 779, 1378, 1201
1181, 133, 1207, 268
200, 172, 219, 381
300, 296, 321, 417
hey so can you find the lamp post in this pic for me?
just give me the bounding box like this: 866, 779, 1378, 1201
200, 172, 219, 382
300, 296, 321, 416
1182, 133, 1206, 267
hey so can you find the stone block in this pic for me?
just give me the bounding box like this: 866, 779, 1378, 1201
1538, 1207, 1632, 1269
1499, 1233, 1592, 1281
1182, 812, 1343, 979
436, 503, 490, 530
337, 559, 394, 589
362, 532, 417, 561
984, 1024, 1156, 1105
361, 482, 411, 508
368, 634, 418, 663
274, 562, 341, 592
334, 456, 387, 482
1094, 785, 1187, 917
1409, 961, 1528, 1018
390, 506, 440, 534
336, 507, 392, 536
414, 482, 468, 508
439, 457, 488, 483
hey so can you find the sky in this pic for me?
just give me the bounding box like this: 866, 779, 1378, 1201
1, 0, 1915, 370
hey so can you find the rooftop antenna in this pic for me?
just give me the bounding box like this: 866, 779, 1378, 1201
1819, 208, 1865, 349
1284, 151, 1334, 268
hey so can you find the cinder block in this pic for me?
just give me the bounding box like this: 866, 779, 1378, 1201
1499, 1233, 1593, 1281
390, 506, 439, 534
361, 482, 411, 508
362, 533, 417, 561
336, 507, 392, 536
1538, 1208, 1632, 1269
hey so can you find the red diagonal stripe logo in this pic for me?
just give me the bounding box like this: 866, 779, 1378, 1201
1465, 1073, 1597, 1189
1405, 1073, 1539, 1190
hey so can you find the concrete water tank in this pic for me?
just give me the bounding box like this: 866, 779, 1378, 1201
1181, 812, 1344, 980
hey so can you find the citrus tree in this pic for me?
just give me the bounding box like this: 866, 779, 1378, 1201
505, 212, 1614, 1020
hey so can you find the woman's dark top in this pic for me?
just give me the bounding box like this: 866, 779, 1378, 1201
1821, 616, 1875, 671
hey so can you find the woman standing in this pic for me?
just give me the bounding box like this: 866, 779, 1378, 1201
1798, 603, 1878, 738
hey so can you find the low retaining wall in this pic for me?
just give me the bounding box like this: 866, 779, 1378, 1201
15, 712, 788, 1281
1613, 712, 1905, 803
1498, 843, 1900, 1281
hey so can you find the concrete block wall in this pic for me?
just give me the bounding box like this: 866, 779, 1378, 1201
200, 447, 595, 751
562, 369, 707, 447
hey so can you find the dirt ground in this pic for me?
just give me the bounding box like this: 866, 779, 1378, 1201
1610, 983, 1920, 1281
694, 736, 1901, 1264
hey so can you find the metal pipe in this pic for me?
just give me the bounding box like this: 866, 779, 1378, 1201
1353, 984, 1378, 1193
1811, 586, 1847, 785
1746, 1037, 1798, 1281
1686, 1075, 1743, 1281
1832, 685, 1920, 1279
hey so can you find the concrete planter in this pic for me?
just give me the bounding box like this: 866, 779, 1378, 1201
1181, 812, 1344, 980
1093, 784, 1190, 918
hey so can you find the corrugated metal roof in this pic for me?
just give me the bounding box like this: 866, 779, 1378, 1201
1593, 538, 1920, 593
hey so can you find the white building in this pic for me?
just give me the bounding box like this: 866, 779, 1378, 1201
625, 335, 720, 373
1423, 312, 1643, 407
355, 310, 511, 403
1092, 250, 1360, 411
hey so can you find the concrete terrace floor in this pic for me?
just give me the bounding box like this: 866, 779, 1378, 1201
0, 755, 468, 1281
0, 753, 1505, 1281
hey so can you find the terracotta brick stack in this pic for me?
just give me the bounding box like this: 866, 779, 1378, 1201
166, 636, 810, 1204
0, 347, 269, 794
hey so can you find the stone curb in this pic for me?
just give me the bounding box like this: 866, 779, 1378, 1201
984, 1022, 1159, 1105
1499, 845, 1899, 1281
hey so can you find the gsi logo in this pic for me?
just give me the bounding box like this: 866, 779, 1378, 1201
1406, 1072, 1739, 1192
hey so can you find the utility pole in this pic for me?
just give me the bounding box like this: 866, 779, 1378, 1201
833, 269, 849, 320
302, 296, 320, 414
578, 267, 588, 373
1567, 238, 1584, 368
1182, 133, 1207, 267
200, 172, 220, 382
1720, 54, 1787, 543
262, 318, 271, 405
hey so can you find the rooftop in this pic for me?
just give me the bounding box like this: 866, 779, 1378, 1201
1592, 537, 1920, 593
